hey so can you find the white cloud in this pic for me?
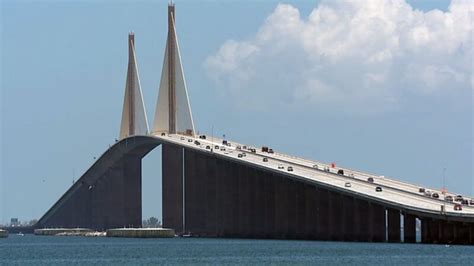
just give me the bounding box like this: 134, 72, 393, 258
204, 0, 473, 114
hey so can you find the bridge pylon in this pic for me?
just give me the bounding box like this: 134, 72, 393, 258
153, 3, 195, 136
119, 32, 149, 139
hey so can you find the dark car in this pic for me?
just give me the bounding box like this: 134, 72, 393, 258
238, 153, 243, 158
263, 157, 268, 162
250, 148, 256, 153
214, 145, 219, 149
337, 169, 344, 175
432, 193, 439, 199
187, 139, 193, 143
368, 177, 374, 183
287, 166, 293, 172
454, 203, 462, 211
470, 199, 474, 205
194, 140, 200, 145
205, 145, 210, 150
419, 187, 426, 193
222, 140, 228, 145
268, 148, 274, 154
462, 199, 469, 205
199, 135, 206, 139
445, 195, 453, 202
161, 132, 166, 136
375, 186, 382, 192
455, 195, 463, 202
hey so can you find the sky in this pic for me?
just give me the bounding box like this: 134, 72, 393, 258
0, 0, 472, 225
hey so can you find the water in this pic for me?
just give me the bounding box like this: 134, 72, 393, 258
1, 235, 473, 265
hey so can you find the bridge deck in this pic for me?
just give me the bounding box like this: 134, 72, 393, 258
155, 133, 474, 218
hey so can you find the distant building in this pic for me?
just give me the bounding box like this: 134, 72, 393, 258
10, 218, 19, 227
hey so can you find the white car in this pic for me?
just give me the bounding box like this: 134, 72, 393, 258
278, 164, 284, 169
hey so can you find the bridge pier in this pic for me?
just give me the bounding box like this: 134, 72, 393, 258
162, 144, 184, 234
317, 189, 330, 240
305, 184, 317, 239
354, 198, 369, 241
387, 208, 401, 242
342, 195, 355, 241
329, 191, 343, 241
403, 213, 417, 243
370, 203, 386, 242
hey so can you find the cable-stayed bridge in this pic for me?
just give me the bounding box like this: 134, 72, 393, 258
33, 4, 474, 244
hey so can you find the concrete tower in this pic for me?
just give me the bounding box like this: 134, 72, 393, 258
119, 33, 149, 139
153, 3, 195, 136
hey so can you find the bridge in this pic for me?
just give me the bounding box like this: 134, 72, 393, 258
33, 4, 474, 245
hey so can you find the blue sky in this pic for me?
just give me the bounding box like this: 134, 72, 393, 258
1, 0, 472, 224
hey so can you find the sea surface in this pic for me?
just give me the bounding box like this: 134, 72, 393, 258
0, 234, 473, 265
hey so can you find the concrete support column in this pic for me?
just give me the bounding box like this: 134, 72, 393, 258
329, 191, 343, 241
162, 144, 184, 233
421, 218, 432, 244
305, 185, 317, 239
441, 221, 454, 244
431, 219, 441, 244
403, 213, 417, 243
370, 203, 386, 242
354, 198, 369, 242
470, 224, 474, 244
387, 208, 400, 243
317, 189, 330, 240
342, 195, 354, 241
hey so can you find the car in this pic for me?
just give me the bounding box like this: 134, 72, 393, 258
278, 164, 284, 169
455, 195, 463, 202
180, 136, 185, 140
367, 177, 374, 183
287, 166, 293, 172
236, 145, 241, 150
214, 145, 219, 149
194, 140, 200, 145
462, 199, 469, 205
241, 153, 246, 157
242, 145, 247, 149
324, 166, 330, 172
187, 139, 193, 143
445, 195, 454, 202
220, 147, 226, 151
419, 187, 426, 193
375, 186, 382, 192
263, 157, 268, 162
312, 164, 318, 169
432, 193, 439, 199
424, 191, 432, 197
205, 145, 210, 150
261, 146, 269, 152
454, 203, 462, 211
250, 148, 256, 153
222, 140, 228, 145
345, 182, 351, 188
161, 132, 166, 136
238, 153, 243, 158
470, 199, 474, 205
199, 135, 206, 139
224, 152, 229, 155
226, 142, 231, 147
268, 149, 274, 154
337, 169, 344, 175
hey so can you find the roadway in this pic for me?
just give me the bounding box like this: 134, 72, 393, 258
153, 133, 474, 218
